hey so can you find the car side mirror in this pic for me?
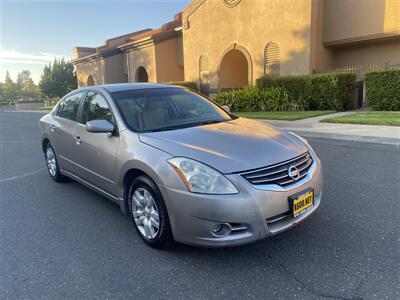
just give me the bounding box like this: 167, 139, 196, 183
222, 105, 231, 113
86, 120, 115, 135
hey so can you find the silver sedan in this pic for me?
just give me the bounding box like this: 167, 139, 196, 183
39, 83, 323, 248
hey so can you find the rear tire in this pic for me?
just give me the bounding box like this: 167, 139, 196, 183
44, 143, 67, 182
128, 175, 173, 249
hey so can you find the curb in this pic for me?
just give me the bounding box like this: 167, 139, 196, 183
293, 130, 400, 147
3, 109, 49, 114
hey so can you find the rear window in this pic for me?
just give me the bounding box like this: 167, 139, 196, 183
57, 92, 84, 121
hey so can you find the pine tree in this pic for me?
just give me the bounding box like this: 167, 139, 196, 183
5, 70, 13, 84
2, 71, 18, 100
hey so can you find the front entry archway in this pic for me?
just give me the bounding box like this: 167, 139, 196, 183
219, 46, 251, 91
136, 66, 149, 83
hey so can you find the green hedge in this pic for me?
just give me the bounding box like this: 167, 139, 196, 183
213, 87, 307, 112
365, 69, 400, 111
256, 72, 357, 111
166, 81, 198, 91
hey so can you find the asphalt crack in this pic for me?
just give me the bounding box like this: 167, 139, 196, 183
265, 252, 364, 300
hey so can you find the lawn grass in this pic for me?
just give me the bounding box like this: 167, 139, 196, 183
234, 111, 335, 121
321, 111, 400, 126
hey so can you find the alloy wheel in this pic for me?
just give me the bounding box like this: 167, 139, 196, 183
131, 187, 160, 239
46, 147, 57, 177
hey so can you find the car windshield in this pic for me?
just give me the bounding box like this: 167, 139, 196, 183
111, 88, 234, 132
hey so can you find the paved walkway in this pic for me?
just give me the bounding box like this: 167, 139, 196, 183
262, 112, 400, 146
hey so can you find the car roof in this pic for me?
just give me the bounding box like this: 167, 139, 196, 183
81, 83, 181, 93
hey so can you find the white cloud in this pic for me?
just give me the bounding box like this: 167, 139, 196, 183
0, 48, 71, 65
0, 48, 73, 83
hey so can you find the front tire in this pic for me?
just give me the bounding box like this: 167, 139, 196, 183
128, 175, 173, 249
44, 143, 66, 182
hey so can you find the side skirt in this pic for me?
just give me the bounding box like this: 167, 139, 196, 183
60, 169, 126, 213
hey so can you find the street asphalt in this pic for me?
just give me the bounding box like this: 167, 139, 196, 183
0, 108, 399, 300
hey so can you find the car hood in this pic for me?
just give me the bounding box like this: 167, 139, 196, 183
139, 118, 308, 174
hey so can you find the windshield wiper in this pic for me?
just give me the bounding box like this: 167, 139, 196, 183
196, 120, 224, 126
144, 120, 224, 133
145, 123, 197, 132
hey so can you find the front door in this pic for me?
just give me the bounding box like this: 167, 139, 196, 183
73, 91, 120, 196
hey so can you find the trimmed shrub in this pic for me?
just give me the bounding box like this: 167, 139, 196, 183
213, 87, 265, 112
365, 69, 400, 111
256, 72, 357, 111
213, 86, 306, 112
166, 81, 198, 91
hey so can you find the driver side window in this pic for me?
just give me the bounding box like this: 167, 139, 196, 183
81, 92, 114, 125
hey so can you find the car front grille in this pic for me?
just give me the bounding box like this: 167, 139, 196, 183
241, 152, 313, 187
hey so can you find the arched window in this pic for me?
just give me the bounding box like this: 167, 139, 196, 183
264, 42, 280, 76
87, 75, 95, 86
136, 66, 148, 83
199, 54, 210, 96
199, 54, 209, 73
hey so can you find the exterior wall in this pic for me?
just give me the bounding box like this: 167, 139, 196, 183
324, 0, 400, 45
103, 54, 128, 84
75, 59, 105, 87
333, 39, 400, 68
15, 101, 43, 110
73, 0, 400, 90
310, 0, 334, 72
154, 37, 184, 83
182, 0, 313, 92
73, 47, 96, 59
126, 44, 157, 83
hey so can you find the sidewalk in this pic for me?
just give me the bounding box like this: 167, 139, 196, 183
261, 112, 400, 146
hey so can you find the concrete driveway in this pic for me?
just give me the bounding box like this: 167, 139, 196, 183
1, 109, 399, 299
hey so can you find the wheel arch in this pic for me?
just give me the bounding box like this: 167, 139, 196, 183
42, 138, 50, 153
120, 161, 165, 214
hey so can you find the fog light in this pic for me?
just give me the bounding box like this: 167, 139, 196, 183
211, 223, 232, 237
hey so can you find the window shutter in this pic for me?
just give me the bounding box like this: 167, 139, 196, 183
265, 42, 280, 75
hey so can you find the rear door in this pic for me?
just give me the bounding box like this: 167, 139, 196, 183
73, 91, 120, 195
51, 92, 84, 172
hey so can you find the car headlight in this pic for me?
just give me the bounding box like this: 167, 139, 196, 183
167, 157, 238, 194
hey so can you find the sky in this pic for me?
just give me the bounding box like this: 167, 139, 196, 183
0, 0, 192, 83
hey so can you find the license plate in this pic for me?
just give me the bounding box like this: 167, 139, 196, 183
290, 190, 314, 218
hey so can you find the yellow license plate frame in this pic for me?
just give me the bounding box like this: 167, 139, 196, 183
290, 190, 314, 218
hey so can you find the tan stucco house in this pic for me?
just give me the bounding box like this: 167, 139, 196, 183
73, 0, 400, 95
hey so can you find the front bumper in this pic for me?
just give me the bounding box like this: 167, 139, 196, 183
159, 157, 323, 247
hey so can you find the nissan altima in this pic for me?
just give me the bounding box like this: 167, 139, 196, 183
39, 83, 323, 248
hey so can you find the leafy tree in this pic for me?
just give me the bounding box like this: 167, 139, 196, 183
17, 70, 33, 89
39, 58, 77, 98
14, 70, 41, 99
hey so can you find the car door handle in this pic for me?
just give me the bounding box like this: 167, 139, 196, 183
74, 136, 81, 145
